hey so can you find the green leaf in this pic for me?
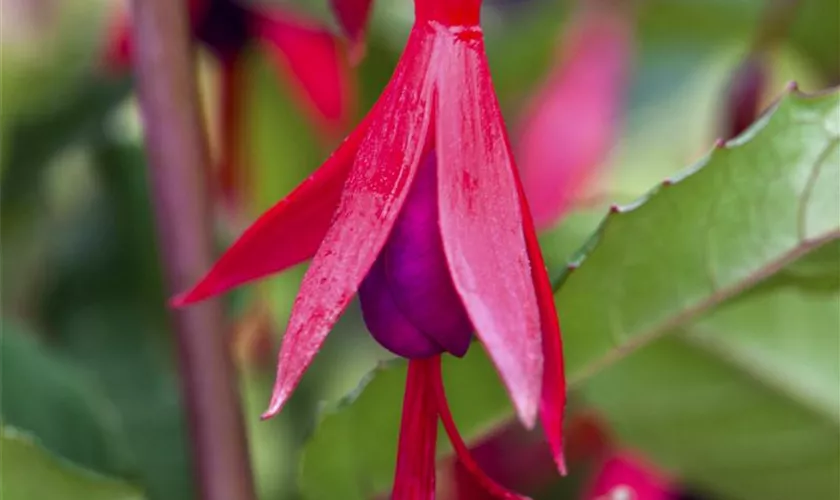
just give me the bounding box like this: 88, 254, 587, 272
0, 78, 131, 215
0, 426, 144, 500
0, 321, 134, 478
37, 137, 193, 500
298, 348, 511, 499
556, 89, 840, 499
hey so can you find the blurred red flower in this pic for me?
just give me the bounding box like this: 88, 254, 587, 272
585, 452, 677, 500
329, 0, 375, 63
102, 0, 354, 207
517, 3, 633, 229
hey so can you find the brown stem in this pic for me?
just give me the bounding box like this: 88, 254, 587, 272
219, 56, 245, 213
129, 1, 256, 499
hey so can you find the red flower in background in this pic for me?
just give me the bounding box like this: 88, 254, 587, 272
723, 54, 768, 139
102, 0, 354, 207
448, 413, 680, 500
517, 3, 633, 229
173, 0, 566, 496
329, 0, 375, 63
585, 452, 677, 500
721, 0, 801, 140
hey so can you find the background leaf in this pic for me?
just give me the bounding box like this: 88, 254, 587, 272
32, 136, 193, 500
556, 89, 840, 499
0, 426, 145, 500
1, 321, 134, 477
0, 78, 130, 215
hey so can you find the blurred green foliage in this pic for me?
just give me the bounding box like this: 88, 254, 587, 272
0, 427, 144, 500
1, 321, 133, 476
1, 0, 838, 499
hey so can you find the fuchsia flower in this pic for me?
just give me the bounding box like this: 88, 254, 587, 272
102, 0, 354, 205
517, 3, 632, 229
584, 452, 677, 500
173, 0, 565, 495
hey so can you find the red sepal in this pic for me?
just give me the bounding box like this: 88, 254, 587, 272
435, 25, 542, 428
329, 0, 374, 63
261, 27, 437, 418
509, 96, 568, 473
514, 165, 568, 475
497, 36, 571, 472
171, 121, 367, 306
252, 9, 354, 135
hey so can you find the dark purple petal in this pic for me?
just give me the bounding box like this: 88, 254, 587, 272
359, 257, 443, 359
194, 0, 252, 61
359, 153, 473, 359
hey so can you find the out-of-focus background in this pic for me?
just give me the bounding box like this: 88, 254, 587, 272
1, 0, 838, 499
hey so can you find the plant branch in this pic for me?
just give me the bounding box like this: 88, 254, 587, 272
129, 1, 256, 499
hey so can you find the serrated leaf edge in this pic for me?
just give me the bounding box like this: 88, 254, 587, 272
550, 87, 840, 387
552, 86, 839, 289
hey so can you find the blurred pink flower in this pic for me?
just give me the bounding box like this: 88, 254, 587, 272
585, 452, 676, 500
517, 4, 633, 229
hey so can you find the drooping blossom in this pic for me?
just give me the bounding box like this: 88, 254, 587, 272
448, 410, 613, 498
722, 54, 768, 139
173, 0, 565, 496
517, 2, 633, 230
584, 452, 677, 500
329, 0, 375, 63
721, 0, 801, 139
102, 0, 354, 206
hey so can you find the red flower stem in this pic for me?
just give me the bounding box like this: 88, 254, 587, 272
129, 1, 256, 499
